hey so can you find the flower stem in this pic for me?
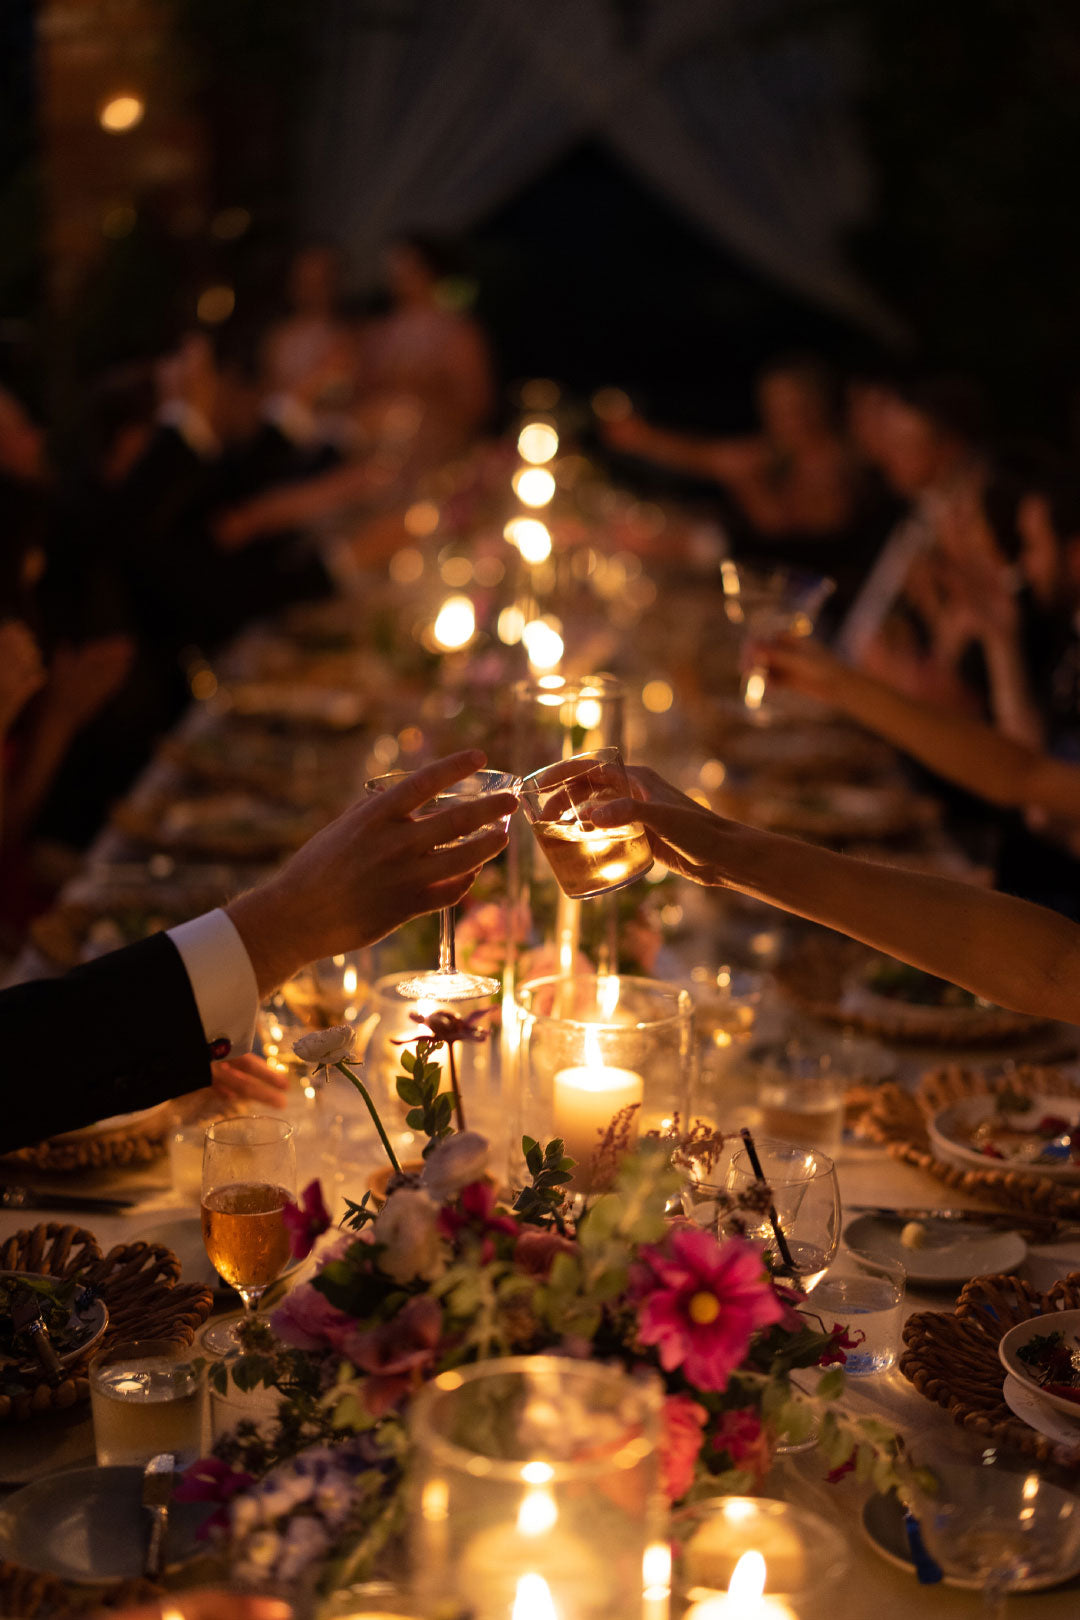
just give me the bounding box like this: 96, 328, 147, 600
446, 1041, 466, 1133
336, 1061, 402, 1176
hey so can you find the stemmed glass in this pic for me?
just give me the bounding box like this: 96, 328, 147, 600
201, 1116, 296, 1355
723, 1137, 841, 1294
365, 768, 518, 1001
910, 1457, 1080, 1616
720, 559, 835, 716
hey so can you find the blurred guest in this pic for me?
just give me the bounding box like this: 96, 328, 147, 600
263, 242, 352, 395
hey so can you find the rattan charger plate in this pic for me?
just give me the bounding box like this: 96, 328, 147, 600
0, 1103, 172, 1174
902, 1271, 1080, 1465
776, 934, 1058, 1047
855, 1064, 1080, 1219
0, 1222, 212, 1423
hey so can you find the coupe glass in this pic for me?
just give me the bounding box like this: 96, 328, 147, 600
201, 1115, 296, 1356
365, 768, 518, 1001
720, 559, 835, 715
911, 1457, 1080, 1616
723, 1137, 841, 1294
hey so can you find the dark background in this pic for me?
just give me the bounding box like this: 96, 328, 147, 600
5, 0, 1080, 441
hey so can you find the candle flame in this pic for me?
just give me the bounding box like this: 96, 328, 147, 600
729, 1550, 766, 1600
598, 974, 620, 1021
583, 1022, 605, 1072
512, 1574, 559, 1620
517, 1487, 558, 1536
343, 965, 358, 995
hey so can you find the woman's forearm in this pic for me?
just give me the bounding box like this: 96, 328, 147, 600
717, 822, 1080, 1023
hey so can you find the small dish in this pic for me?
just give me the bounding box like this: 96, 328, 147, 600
0, 1272, 108, 1372
0, 1465, 207, 1581
999, 1308, 1080, 1419
861, 1487, 1080, 1592
843, 1212, 1026, 1289
1003, 1372, 1080, 1454
929, 1094, 1080, 1185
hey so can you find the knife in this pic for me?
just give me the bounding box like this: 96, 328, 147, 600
142, 1452, 175, 1579
0, 1186, 137, 1215
848, 1205, 1080, 1240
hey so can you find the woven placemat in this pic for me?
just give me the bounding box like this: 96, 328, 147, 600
0, 1559, 158, 1618
902, 1270, 1080, 1465
775, 935, 1057, 1047
0, 1223, 213, 1423
855, 1064, 1080, 1219
0, 1107, 172, 1174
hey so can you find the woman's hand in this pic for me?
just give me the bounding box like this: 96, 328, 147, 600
210, 1051, 290, 1109
227, 750, 517, 994
591, 765, 736, 887
0, 620, 45, 735
43, 635, 135, 732
747, 635, 846, 708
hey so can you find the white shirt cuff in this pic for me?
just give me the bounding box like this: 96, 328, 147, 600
167, 908, 258, 1056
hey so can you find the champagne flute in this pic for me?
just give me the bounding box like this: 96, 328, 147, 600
201, 1116, 296, 1356
365, 768, 518, 1001
724, 1136, 841, 1294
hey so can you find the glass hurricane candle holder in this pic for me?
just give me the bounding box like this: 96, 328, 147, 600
672, 1496, 849, 1619
511, 974, 693, 1191
408, 1356, 664, 1620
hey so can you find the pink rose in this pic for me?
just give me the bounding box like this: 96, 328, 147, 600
514, 1227, 577, 1277
342, 1295, 443, 1416
712, 1408, 772, 1485
270, 1282, 352, 1351
660, 1394, 708, 1502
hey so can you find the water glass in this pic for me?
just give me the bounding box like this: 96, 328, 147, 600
756, 1047, 845, 1157
723, 1137, 841, 1294
89, 1338, 204, 1466
809, 1246, 905, 1374
519, 747, 653, 899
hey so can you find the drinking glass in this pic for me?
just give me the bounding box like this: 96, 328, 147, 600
719, 559, 835, 714
519, 747, 652, 899
724, 1137, 841, 1293
366, 769, 518, 1001
807, 1246, 904, 1373
755, 1046, 846, 1157
89, 1339, 204, 1466
911, 1458, 1080, 1616
201, 1115, 296, 1356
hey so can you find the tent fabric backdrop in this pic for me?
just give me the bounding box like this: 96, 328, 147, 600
299, 0, 901, 340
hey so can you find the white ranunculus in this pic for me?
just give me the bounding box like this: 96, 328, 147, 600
372, 1188, 443, 1284
419, 1130, 490, 1203
292, 1024, 355, 1068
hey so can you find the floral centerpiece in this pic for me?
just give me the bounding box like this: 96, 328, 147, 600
181, 1016, 904, 1594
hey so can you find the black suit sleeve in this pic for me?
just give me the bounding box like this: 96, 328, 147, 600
0, 933, 213, 1153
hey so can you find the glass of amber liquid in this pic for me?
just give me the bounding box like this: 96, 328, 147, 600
201, 1116, 296, 1356
520, 747, 653, 899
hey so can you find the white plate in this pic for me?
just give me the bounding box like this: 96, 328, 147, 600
1004, 1373, 1080, 1456
930, 1094, 1080, 1185
49, 1102, 170, 1144
0, 1466, 207, 1582
844, 1213, 1026, 1288
999, 1308, 1080, 1419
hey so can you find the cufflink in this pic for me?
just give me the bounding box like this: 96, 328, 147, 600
208, 1037, 232, 1060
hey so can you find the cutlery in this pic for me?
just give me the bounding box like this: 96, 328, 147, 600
0, 1186, 137, 1215
142, 1452, 175, 1579
848, 1205, 1080, 1241
12, 1294, 61, 1384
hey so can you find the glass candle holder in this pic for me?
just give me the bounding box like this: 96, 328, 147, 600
258, 949, 372, 1083
511, 975, 693, 1191
408, 1356, 664, 1620
672, 1496, 849, 1618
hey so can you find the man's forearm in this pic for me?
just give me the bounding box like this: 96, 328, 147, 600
715, 823, 1080, 1024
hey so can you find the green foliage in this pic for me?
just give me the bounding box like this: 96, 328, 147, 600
513, 1136, 575, 1223
343, 1192, 376, 1231
396, 1042, 452, 1151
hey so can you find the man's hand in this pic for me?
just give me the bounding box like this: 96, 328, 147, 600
210, 1052, 289, 1109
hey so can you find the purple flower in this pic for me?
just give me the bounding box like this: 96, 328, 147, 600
282, 1178, 332, 1260
270, 1280, 353, 1351
341, 1294, 443, 1416
631, 1225, 785, 1391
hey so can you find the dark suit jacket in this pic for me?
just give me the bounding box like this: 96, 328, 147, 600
1, 933, 212, 1153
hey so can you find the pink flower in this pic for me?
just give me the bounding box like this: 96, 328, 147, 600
438, 1180, 519, 1262
270, 1281, 353, 1350
175, 1456, 255, 1538
282, 1179, 331, 1260
631, 1226, 785, 1391
659, 1393, 708, 1502
514, 1227, 577, 1277
712, 1409, 772, 1484
819, 1321, 867, 1368
342, 1295, 443, 1416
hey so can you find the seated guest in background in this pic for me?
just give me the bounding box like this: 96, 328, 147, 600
262, 241, 353, 397
593, 768, 1080, 1026
835, 374, 989, 708
0, 752, 513, 1152
602, 356, 866, 574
